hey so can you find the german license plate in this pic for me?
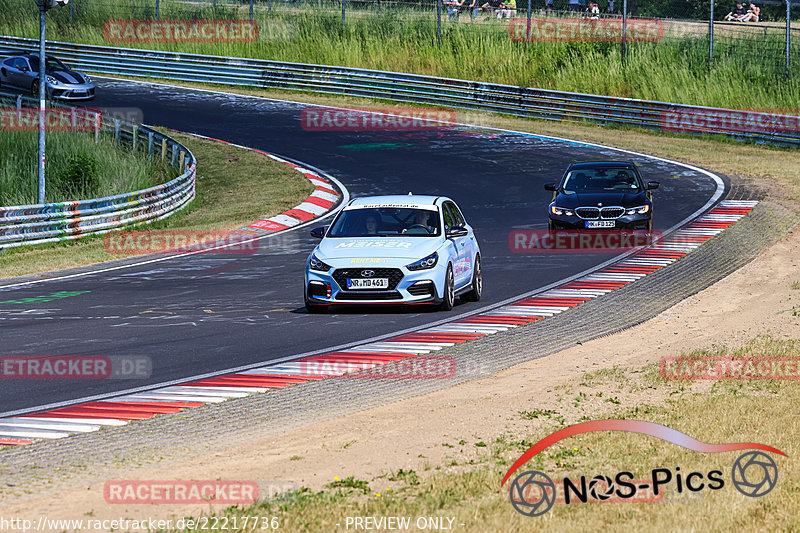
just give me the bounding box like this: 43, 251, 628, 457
347, 278, 389, 289
586, 220, 615, 229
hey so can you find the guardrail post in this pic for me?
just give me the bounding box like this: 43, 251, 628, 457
179, 150, 185, 171
15, 94, 22, 110
70, 107, 77, 131
172, 144, 178, 167
161, 138, 167, 162
787, 0, 792, 73
132, 124, 138, 152
113, 118, 120, 144
148, 131, 154, 158
94, 119, 100, 143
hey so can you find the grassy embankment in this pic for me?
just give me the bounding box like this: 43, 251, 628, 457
168, 336, 800, 531
0, 0, 797, 109
0, 130, 313, 278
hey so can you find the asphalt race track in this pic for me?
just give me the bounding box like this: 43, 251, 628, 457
0, 79, 724, 414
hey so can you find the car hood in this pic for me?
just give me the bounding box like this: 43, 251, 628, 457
47, 69, 90, 85
316, 237, 441, 260
554, 191, 648, 208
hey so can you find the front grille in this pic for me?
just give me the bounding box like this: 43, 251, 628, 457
332, 268, 404, 291
576, 207, 600, 219
408, 281, 435, 296
576, 207, 625, 220
600, 207, 625, 219
336, 291, 403, 300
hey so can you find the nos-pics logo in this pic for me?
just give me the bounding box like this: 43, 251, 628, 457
502, 420, 784, 517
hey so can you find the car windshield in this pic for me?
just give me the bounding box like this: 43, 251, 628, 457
562, 168, 641, 193
328, 207, 441, 237
28, 56, 68, 72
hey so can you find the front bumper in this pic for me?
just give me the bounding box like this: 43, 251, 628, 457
305, 259, 448, 306
549, 213, 652, 230
48, 83, 95, 100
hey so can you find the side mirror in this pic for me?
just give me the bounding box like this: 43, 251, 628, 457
647, 181, 660, 190
310, 226, 328, 239
544, 182, 557, 192
18, 65, 28, 72
447, 226, 469, 238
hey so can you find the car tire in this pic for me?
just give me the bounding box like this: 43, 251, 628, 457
463, 255, 482, 302
439, 264, 455, 311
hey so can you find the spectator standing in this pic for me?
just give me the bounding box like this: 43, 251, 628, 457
497, 0, 517, 19
569, 0, 581, 12
607, 0, 614, 13
444, 0, 463, 21
467, 0, 481, 20
545, 0, 554, 13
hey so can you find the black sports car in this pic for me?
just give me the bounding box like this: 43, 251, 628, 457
0, 53, 95, 100
544, 161, 659, 231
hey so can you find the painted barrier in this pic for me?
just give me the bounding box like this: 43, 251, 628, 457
0, 91, 195, 249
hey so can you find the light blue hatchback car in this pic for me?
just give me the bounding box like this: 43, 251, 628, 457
304, 195, 482, 312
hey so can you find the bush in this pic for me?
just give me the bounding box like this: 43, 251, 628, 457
54, 150, 99, 198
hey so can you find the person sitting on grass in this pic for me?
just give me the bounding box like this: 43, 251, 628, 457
467, 0, 482, 21
444, 0, 463, 21
497, 0, 517, 19
724, 2, 747, 21
739, 2, 760, 22
481, 0, 503, 19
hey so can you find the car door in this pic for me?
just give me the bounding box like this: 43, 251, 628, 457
450, 200, 476, 269
14, 57, 33, 90
2, 58, 25, 88
443, 201, 470, 288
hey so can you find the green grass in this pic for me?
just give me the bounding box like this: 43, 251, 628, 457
0, 128, 174, 205
0, 129, 313, 278
0, 0, 798, 110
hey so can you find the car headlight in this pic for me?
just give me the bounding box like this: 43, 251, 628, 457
308, 253, 332, 272
45, 75, 59, 86
625, 205, 650, 215
83, 74, 92, 83
550, 205, 574, 217
406, 251, 438, 271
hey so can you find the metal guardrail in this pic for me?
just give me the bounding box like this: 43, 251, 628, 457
0, 90, 196, 249
1, 35, 798, 148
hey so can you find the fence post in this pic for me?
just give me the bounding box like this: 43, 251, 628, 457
148, 131, 154, 158
709, 0, 714, 60
155, 0, 160, 21
250, 0, 254, 21
436, 0, 441, 44
269, 0, 272, 14
133, 124, 138, 152
69, 0, 73, 22
621, 0, 627, 61
527, 0, 532, 39
113, 119, 120, 144
172, 144, 178, 166
161, 138, 167, 162
342, 0, 346, 33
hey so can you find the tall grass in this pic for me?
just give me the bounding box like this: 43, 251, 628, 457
0, 0, 797, 109
0, 129, 175, 206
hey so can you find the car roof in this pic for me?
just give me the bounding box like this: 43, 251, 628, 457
568, 161, 637, 170
348, 195, 442, 208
